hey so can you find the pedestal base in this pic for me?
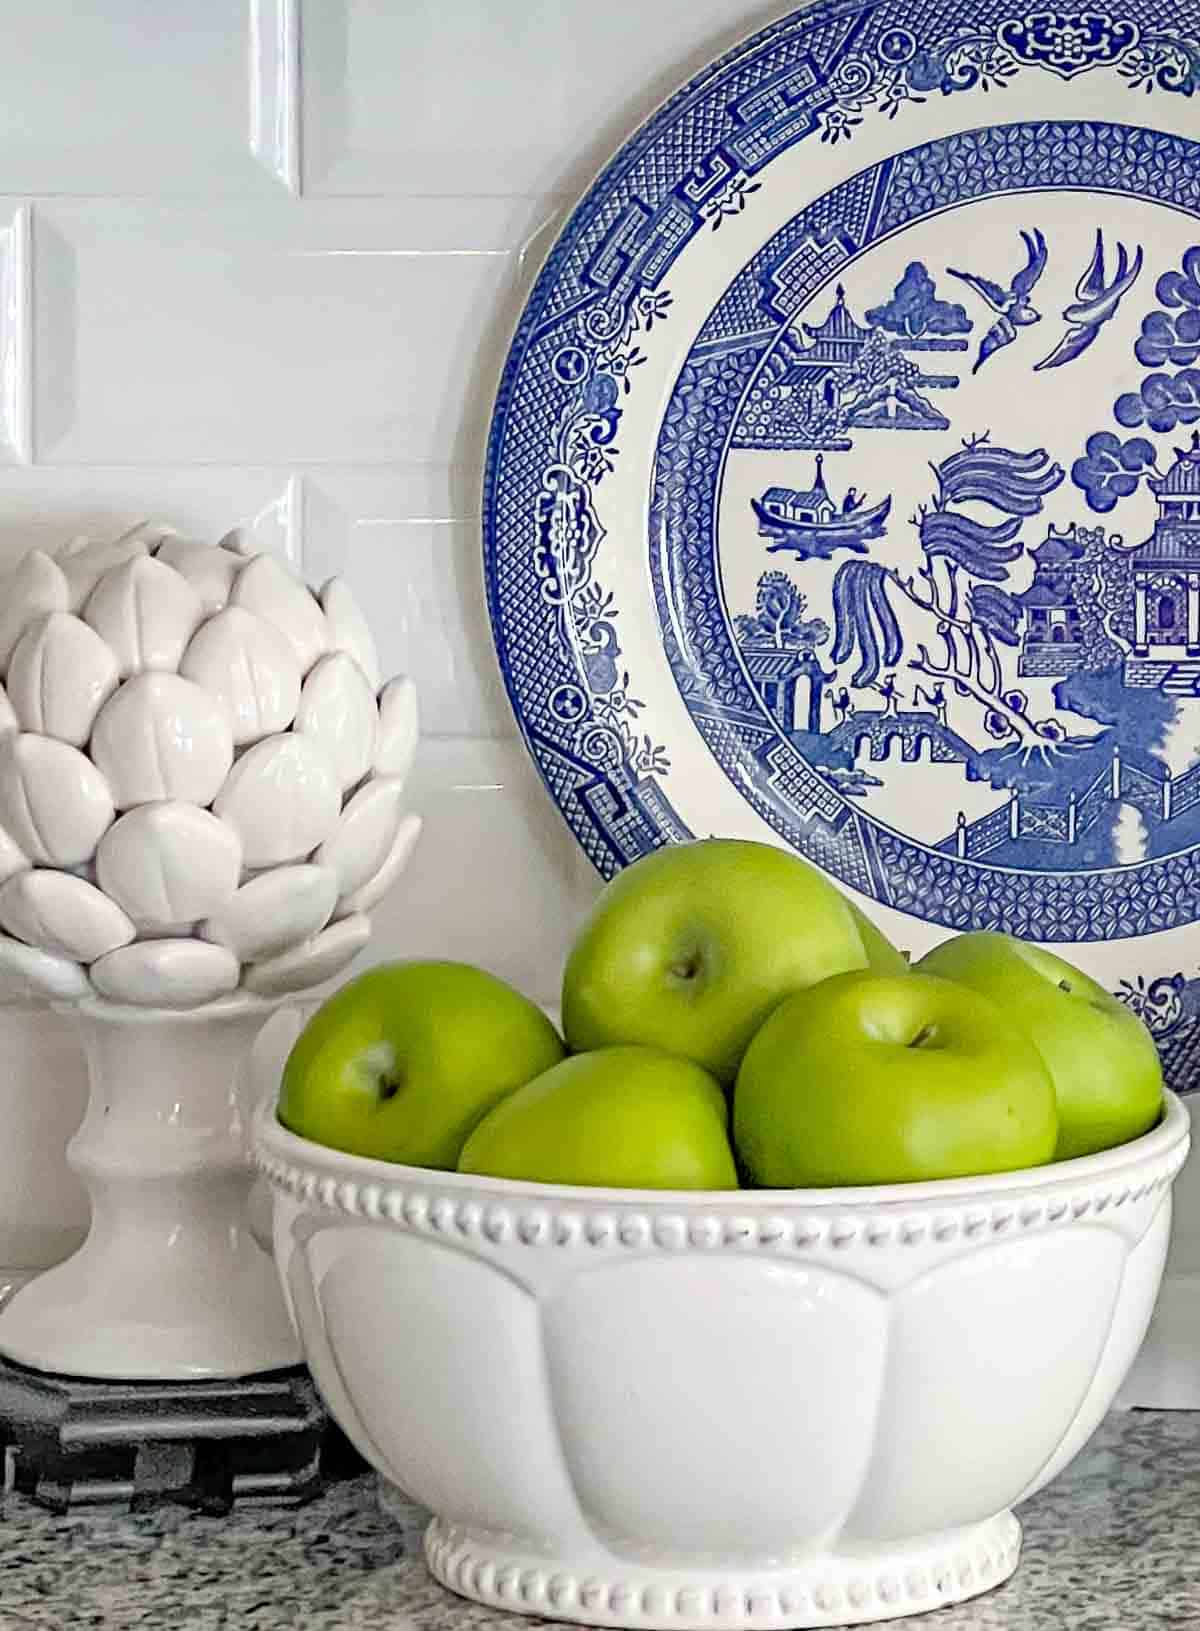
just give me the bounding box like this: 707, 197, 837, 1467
425, 1512, 1022, 1630
0, 1356, 341, 1513
0, 996, 301, 1382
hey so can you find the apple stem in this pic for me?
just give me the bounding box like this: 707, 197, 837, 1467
908, 1024, 938, 1049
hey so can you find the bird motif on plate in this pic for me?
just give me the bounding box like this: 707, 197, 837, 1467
1034, 230, 1143, 371
947, 229, 1049, 374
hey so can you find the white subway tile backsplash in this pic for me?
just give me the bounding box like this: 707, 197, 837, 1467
300, 470, 511, 737
300, 0, 787, 200
370, 736, 601, 1004
0, 468, 301, 573
32, 197, 542, 467
322, 517, 509, 738
0, 206, 30, 467
0, 4, 279, 197
250, 0, 302, 193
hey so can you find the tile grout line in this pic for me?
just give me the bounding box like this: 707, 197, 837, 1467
10, 203, 31, 465
289, 0, 303, 196
286, 471, 305, 571
248, 0, 301, 194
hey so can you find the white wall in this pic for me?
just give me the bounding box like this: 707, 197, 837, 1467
0, 1, 790, 1003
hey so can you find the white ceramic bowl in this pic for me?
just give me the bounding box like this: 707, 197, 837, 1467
254, 1094, 1190, 1631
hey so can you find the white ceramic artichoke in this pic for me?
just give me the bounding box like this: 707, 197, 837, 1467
0, 524, 420, 1007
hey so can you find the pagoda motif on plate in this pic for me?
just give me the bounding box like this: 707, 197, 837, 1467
1128, 432, 1200, 674
1016, 525, 1089, 678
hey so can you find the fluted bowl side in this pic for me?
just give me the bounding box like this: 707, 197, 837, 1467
254, 1092, 1189, 1592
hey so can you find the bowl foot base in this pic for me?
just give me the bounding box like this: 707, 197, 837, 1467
424, 1511, 1021, 1629
0, 1355, 357, 1514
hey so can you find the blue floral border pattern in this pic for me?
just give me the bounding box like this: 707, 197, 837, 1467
819, 12, 1198, 144
530, 287, 676, 784
483, 1, 1200, 1087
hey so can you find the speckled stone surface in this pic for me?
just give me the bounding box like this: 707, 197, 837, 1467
0, 1410, 1196, 1631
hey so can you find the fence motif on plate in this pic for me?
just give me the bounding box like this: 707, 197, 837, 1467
938, 747, 1200, 856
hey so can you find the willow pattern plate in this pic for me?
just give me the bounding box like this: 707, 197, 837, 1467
483, 0, 1200, 1093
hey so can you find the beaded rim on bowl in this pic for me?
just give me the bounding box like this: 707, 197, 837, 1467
252, 1090, 1189, 1251
423, 1511, 1022, 1628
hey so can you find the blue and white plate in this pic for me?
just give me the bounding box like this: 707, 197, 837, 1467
483, 0, 1200, 1093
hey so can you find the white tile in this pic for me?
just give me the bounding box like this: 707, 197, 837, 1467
300, 0, 789, 199
0, 469, 301, 575
32, 198, 543, 467
0, 3, 284, 196
368, 736, 601, 1005
0, 206, 29, 466
300, 470, 513, 737
251, 0, 302, 192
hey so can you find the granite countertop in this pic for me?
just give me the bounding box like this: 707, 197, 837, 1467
0, 1410, 1196, 1631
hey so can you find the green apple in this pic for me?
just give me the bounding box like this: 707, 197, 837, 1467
846, 899, 910, 975
458, 1044, 738, 1189
734, 969, 1058, 1187
914, 932, 1164, 1160
277, 960, 565, 1168
561, 838, 902, 1083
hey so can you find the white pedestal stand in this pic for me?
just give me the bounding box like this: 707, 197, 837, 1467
0, 996, 328, 1511
0, 995, 299, 1379
0, 999, 90, 1311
